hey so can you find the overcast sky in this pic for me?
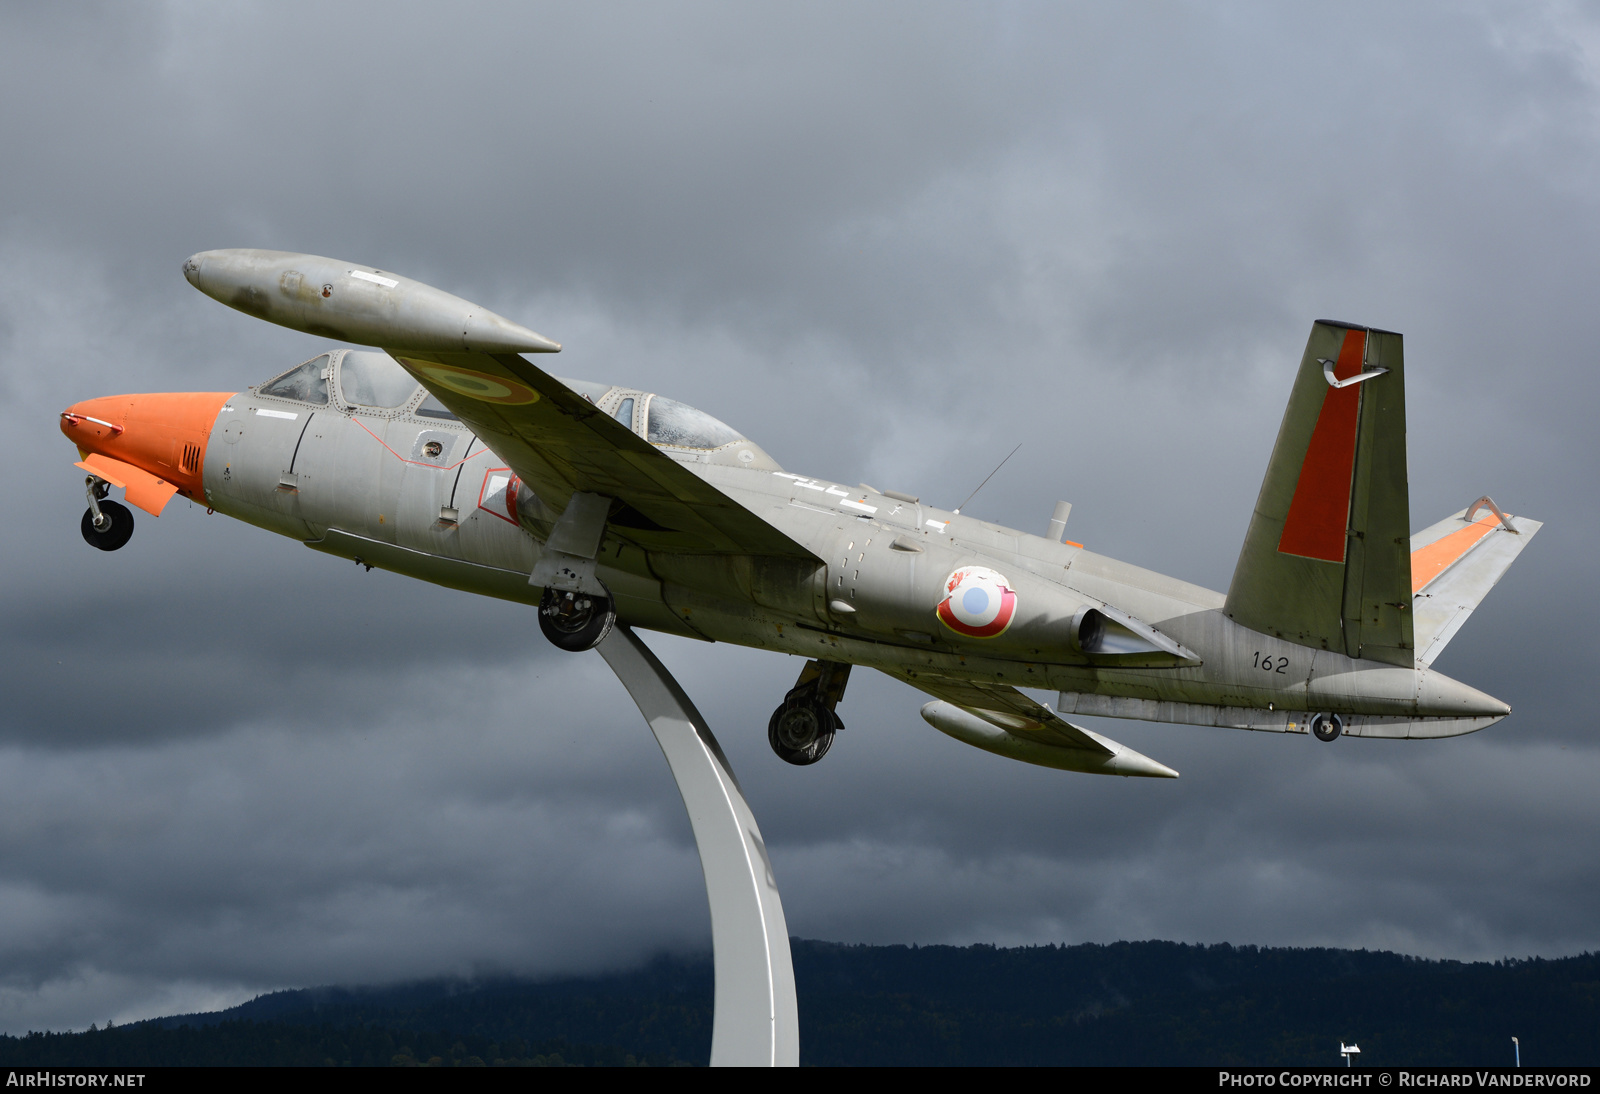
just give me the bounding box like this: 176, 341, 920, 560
1, 1, 1597, 1034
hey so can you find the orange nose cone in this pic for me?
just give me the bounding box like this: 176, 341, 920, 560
61, 392, 235, 503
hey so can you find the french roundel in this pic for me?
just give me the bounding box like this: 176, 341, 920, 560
936, 567, 1018, 639
406, 361, 542, 405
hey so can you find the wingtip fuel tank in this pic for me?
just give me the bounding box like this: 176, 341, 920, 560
920, 701, 1180, 778
182, 249, 561, 354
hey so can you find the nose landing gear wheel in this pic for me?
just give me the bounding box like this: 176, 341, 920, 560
1310, 713, 1343, 742
538, 587, 617, 652
768, 700, 836, 766
80, 500, 134, 552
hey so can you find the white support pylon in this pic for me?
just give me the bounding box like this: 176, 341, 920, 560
598, 625, 800, 1066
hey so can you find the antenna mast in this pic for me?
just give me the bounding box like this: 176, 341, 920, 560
952, 443, 1022, 516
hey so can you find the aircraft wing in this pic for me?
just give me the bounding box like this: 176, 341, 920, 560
181, 249, 814, 560
880, 668, 1179, 777
391, 349, 817, 560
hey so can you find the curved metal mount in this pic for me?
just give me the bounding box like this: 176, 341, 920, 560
1465, 495, 1519, 534
1318, 356, 1390, 389
597, 625, 799, 1067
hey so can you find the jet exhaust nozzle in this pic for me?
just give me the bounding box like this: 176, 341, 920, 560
1068, 605, 1200, 665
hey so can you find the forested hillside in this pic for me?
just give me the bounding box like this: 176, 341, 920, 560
2, 940, 1592, 1066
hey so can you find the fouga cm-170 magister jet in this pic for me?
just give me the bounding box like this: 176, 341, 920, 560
60, 250, 1539, 779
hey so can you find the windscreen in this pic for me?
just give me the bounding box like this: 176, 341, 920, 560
260, 355, 330, 405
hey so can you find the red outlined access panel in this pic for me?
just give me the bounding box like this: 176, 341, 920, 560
477, 467, 521, 525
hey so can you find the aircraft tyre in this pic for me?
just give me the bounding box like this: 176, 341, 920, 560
768, 700, 836, 766
538, 588, 616, 652
80, 500, 134, 552
1310, 713, 1343, 742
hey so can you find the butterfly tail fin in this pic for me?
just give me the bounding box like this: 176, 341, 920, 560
1224, 321, 1413, 666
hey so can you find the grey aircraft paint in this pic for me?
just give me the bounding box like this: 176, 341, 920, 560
67, 251, 1539, 781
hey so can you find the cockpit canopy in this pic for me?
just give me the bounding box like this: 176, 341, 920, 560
255, 349, 779, 468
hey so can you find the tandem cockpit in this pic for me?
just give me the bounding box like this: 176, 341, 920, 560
256, 349, 783, 471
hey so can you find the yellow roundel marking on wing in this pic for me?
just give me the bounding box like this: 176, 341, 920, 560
413, 363, 540, 405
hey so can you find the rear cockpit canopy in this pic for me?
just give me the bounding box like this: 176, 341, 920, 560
254, 350, 780, 469
337, 350, 416, 408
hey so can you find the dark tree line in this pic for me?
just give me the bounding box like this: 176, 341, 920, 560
2, 941, 1593, 1066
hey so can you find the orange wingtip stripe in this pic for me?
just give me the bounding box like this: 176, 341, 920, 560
1411, 512, 1502, 594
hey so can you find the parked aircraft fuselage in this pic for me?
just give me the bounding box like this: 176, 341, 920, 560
60, 250, 1538, 777
61, 365, 1505, 732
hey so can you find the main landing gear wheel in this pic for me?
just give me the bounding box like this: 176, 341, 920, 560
767, 700, 837, 766
538, 587, 616, 652
80, 499, 134, 552
1310, 713, 1343, 742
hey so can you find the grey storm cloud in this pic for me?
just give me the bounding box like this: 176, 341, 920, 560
0, 1, 1597, 1032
